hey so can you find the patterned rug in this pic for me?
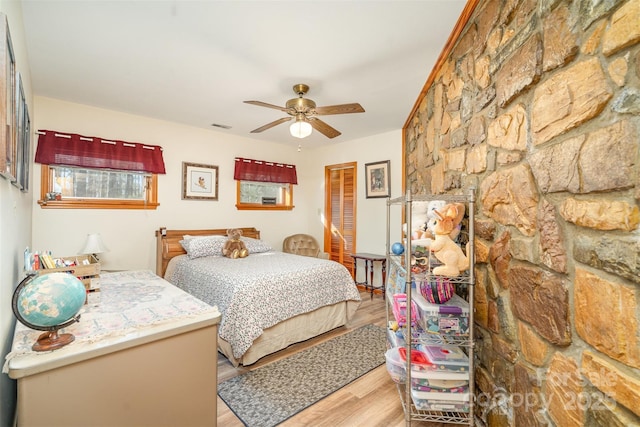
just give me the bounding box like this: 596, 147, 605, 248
218, 324, 387, 427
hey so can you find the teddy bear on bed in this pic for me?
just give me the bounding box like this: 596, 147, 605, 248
222, 228, 249, 259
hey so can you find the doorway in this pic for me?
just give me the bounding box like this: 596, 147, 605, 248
324, 162, 357, 275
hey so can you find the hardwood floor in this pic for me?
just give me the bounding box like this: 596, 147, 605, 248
216, 291, 446, 427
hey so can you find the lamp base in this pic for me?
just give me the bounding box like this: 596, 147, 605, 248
32, 330, 75, 352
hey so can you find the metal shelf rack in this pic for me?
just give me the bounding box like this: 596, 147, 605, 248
385, 189, 476, 426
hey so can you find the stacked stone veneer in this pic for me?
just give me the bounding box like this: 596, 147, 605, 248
404, 0, 640, 425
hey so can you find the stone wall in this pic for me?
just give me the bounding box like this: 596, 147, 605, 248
403, 0, 640, 425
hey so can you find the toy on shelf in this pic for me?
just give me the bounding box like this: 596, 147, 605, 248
402, 201, 429, 240
429, 203, 469, 277
409, 200, 465, 250
391, 242, 405, 255
392, 293, 418, 327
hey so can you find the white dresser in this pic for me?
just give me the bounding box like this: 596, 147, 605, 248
5, 270, 221, 427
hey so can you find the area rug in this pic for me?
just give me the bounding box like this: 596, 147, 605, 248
218, 324, 387, 427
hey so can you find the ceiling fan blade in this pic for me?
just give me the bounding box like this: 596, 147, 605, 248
308, 118, 341, 138
250, 117, 292, 133
244, 100, 289, 112
314, 103, 365, 115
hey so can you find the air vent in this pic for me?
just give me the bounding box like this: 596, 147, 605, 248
211, 123, 232, 129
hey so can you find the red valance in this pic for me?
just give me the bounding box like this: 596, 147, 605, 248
34, 130, 166, 174
234, 157, 297, 184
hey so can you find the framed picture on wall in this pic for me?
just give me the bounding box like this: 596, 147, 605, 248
365, 160, 390, 198
13, 72, 25, 190
21, 103, 30, 192
0, 14, 17, 181
17, 73, 29, 192
182, 162, 219, 200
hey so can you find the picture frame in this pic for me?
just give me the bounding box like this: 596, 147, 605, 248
13, 72, 25, 190
182, 162, 219, 200
22, 104, 30, 192
18, 79, 29, 192
365, 160, 390, 198
0, 14, 17, 182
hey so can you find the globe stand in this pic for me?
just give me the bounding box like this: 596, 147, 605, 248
12, 273, 85, 353
33, 329, 75, 352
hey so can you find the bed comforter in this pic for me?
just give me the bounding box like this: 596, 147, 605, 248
165, 251, 361, 359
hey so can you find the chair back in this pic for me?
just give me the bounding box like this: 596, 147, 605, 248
282, 234, 321, 258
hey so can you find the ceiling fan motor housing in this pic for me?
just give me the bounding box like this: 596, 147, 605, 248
286, 97, 316, 114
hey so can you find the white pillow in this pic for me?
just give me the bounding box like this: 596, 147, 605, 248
180, 234, 273, 258
180, 235, 226, 258
241, 237, 273, 253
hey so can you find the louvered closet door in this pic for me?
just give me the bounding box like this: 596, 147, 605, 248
324, 162, 357, 275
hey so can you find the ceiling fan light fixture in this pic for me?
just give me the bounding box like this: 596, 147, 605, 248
245, 83, 363, 139
290, 119, 312, 139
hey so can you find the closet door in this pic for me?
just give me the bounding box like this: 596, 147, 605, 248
324, 162, 357, 275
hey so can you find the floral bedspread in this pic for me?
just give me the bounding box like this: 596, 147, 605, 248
165, 252, 361, 359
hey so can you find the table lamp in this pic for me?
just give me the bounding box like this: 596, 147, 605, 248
79, 233, 110, 261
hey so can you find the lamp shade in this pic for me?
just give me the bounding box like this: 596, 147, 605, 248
290, 120, 312, 138
79, 233, 110, 255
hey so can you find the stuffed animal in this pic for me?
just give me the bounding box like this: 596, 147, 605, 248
222, 228, 249, 259
419, 200, 448, 240
409, 200, 452, 246
403, 201, 430, 239
429, 203, 469, 277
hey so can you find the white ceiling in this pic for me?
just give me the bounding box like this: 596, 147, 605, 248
20, 0, 467, 148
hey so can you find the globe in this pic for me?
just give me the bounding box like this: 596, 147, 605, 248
391, 242, 405, 255
12, 272, 86, 351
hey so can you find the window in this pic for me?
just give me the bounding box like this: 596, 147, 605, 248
39, 165, 159, 209
236, 180, 293, 210
234, 157, 297, 211
35, 130, 165, 209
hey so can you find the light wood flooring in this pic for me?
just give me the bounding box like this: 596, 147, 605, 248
216, 291, 448, 427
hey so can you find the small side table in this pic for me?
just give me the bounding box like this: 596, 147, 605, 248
352, 253, 387, 299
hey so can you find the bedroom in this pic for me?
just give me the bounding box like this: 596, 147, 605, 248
2, 0, 640, 426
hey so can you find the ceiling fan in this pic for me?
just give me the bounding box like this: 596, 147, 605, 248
244, 84, 365, 139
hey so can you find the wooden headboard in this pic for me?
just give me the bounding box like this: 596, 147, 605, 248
155, 227, 261, 278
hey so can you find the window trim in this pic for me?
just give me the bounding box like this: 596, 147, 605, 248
37, 164, 160, 209
235, 180, 294, 211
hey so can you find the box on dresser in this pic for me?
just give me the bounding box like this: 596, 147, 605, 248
37, 254, 101, 304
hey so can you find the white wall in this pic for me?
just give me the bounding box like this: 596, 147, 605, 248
0, 1, 33, 425
304, 129, 404, 255
31, 97, 317, 271
31, 99, 405, 272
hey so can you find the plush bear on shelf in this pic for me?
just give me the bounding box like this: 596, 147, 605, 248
415, 200, 447, 241
222, 228, 249, 259
429, 203, 469, 277
410, 199, 465, 248
402, 201, 430, 240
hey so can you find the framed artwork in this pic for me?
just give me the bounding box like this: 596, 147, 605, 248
18, 81, 29, 192
0, 14, 17, 181
182, 162, 219, 200
365, 160, 390, 198
13, 72, 25, 189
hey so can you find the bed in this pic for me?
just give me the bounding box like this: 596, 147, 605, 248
155, 227, 362, 366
